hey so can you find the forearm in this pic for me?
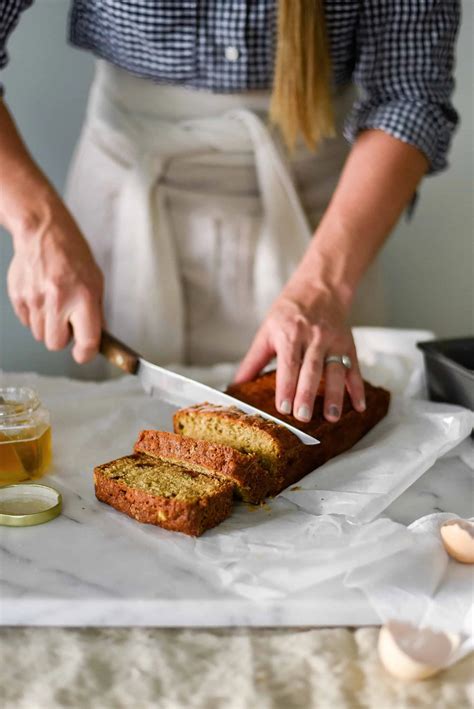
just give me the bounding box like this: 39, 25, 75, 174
284, 129, 429, 311
0, 98, 103, 362
0, 98, 55, 238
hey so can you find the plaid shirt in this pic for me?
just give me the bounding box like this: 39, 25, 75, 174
1, 1, 460, 173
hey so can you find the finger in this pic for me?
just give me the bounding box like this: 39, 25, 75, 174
69, 298, 102, 364
323, 360, 347, 422
29, 308, 45, 342
11, 299, 30, 328
275, 332, 304, 416
234, 331, 274, 384
345, 354, 366, 413
292, 341, 324, 422
44, 311, 71, 351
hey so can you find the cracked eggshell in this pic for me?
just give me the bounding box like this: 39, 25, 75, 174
440, 519, 474, 564
378, 621, 460, 681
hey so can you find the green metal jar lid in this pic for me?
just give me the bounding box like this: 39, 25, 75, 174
0, 483, 62, 527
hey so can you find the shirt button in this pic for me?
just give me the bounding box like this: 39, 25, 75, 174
225, 46, 240, 62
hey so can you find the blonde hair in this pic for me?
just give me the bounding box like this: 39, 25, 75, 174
270, 0, 335, 150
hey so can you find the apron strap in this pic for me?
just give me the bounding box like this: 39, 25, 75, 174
110, 152, 186, 363
229, 110, 312, 321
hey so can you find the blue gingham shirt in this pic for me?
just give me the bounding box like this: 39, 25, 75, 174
0, 1, 460, 173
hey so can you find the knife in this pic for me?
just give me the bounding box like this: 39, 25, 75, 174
99, 331, 319, 446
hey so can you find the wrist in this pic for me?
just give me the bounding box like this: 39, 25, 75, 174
281, 277, 354, 322
282, 251, 356, 318
282, 212, 371, 315
1, 173, 56, 246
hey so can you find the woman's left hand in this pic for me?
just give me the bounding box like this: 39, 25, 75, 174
233, 129, 430, 422
234, 287, 366, 423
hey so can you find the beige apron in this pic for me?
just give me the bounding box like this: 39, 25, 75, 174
65, 61, 384, 371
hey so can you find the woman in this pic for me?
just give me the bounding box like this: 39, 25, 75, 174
0, 1, 460, 422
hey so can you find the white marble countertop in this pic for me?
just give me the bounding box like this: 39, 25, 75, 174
1, 444, 471, 628
0, 365, 472, 628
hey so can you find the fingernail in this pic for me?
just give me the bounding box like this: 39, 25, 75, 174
328, 405, 340, 419
280, 400, 291, 415
297, 405, 311, 421
358, 399, 366, 412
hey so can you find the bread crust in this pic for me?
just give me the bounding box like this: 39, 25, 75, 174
173, 403, 298, 450
134, 430, 273, 504
94, 454, 233, 537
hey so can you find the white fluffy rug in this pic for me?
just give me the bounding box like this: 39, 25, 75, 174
1, 627, 472, 708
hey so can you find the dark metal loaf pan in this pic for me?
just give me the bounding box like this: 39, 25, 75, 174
417, 337, 474, 410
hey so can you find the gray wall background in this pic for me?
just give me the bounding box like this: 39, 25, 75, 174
0, 0, 472, 376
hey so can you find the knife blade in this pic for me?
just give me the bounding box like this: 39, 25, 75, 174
100, 331, 319, 446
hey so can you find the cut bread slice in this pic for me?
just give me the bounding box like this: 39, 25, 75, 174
174, 370, 390, 494
94, 453, 233, 537
134, 430, 274, 504
172, 404, 294, 494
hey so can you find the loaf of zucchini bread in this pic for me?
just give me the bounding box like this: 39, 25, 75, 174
173, 370, 390, 495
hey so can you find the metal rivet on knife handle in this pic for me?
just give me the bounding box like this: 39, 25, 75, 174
99, 331, 140, 375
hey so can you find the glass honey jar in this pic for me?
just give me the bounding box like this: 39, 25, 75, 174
0, 387, 52, 485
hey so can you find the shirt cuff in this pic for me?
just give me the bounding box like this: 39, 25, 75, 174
344, 99, 458, 175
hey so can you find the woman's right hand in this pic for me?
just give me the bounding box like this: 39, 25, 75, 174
7, 187, 104, 364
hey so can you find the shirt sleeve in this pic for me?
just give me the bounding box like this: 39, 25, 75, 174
0, 0, 34, 96
344, 0, 461, 174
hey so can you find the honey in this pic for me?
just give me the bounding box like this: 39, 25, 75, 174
0, 388, 52, 485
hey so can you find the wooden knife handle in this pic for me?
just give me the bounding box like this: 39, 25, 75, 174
99, 331, 140, 375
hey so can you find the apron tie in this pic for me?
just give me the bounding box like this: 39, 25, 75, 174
110, 152, 186, 364
229, 110, 312, 322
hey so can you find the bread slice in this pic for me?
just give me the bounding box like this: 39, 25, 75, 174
134, 430, 274, 504
173, 404, 293, 494
174, 370, 390, 494
94, 453, 233, 536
